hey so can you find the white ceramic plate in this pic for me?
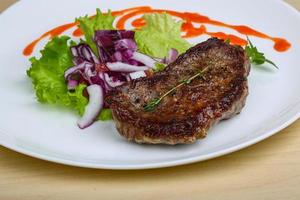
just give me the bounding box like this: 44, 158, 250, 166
0, 0, 299, 169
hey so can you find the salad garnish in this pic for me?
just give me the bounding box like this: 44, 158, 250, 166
134, 13, 191, 57
27, 10, 186, 128
76, 9, 116, 55
27, 36, 88, 116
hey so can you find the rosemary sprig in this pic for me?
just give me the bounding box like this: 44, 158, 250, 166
144, 67, 208, 112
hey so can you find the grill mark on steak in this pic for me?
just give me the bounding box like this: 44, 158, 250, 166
105, 38, 251, 145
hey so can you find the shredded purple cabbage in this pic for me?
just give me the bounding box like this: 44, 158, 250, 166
71, 44, 99, 65
94, 30, 136, 63
65, 30, 180, 91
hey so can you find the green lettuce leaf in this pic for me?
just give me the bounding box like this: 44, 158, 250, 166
154, 62, 167, 72
27, 36, 74, 105
27, 36, 88, 115
135, 13, 192, 58
68, 84, 88, 116
76, 9, 115, 54
98, 109, 113, 121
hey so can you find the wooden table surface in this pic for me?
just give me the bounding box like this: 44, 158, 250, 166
1, 1, 300, 199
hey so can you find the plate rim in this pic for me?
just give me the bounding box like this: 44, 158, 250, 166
0, 0, 299, 170
1, 113, 299, 170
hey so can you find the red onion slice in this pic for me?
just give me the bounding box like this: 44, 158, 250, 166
71, 47, 78, 57
115, 39, 137, 51
113, 51, 123, 62
106, 62, 148, 72
71, 44, 100, 65
125, 74, 131, 82
165, 48, 179, 64
77, 85, 104, 129
104, 73, 125, 88
64, 61, 93, 79
98, 72, 111, 91
67, 79, 79, 90
132, 52, 157, 68
129, 71, 147, 80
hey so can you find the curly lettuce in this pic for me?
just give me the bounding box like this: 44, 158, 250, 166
68, 84, 88, 116
98, 109, 113, 121
27, 36, 88, 115
135, 13, 192, 58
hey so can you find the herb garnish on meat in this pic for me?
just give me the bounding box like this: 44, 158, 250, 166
144, 67, 209, 112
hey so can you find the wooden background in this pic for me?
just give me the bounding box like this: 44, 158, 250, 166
0, 1, 299, 199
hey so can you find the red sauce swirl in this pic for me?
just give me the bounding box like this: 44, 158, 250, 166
23, 6, 291, 56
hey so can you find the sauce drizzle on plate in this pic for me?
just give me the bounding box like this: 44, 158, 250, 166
23, 6, 291, 56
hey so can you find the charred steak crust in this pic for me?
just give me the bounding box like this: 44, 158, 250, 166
105, 38, 251, 145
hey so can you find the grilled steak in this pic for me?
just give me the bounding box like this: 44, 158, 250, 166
105, 38, 250, 145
